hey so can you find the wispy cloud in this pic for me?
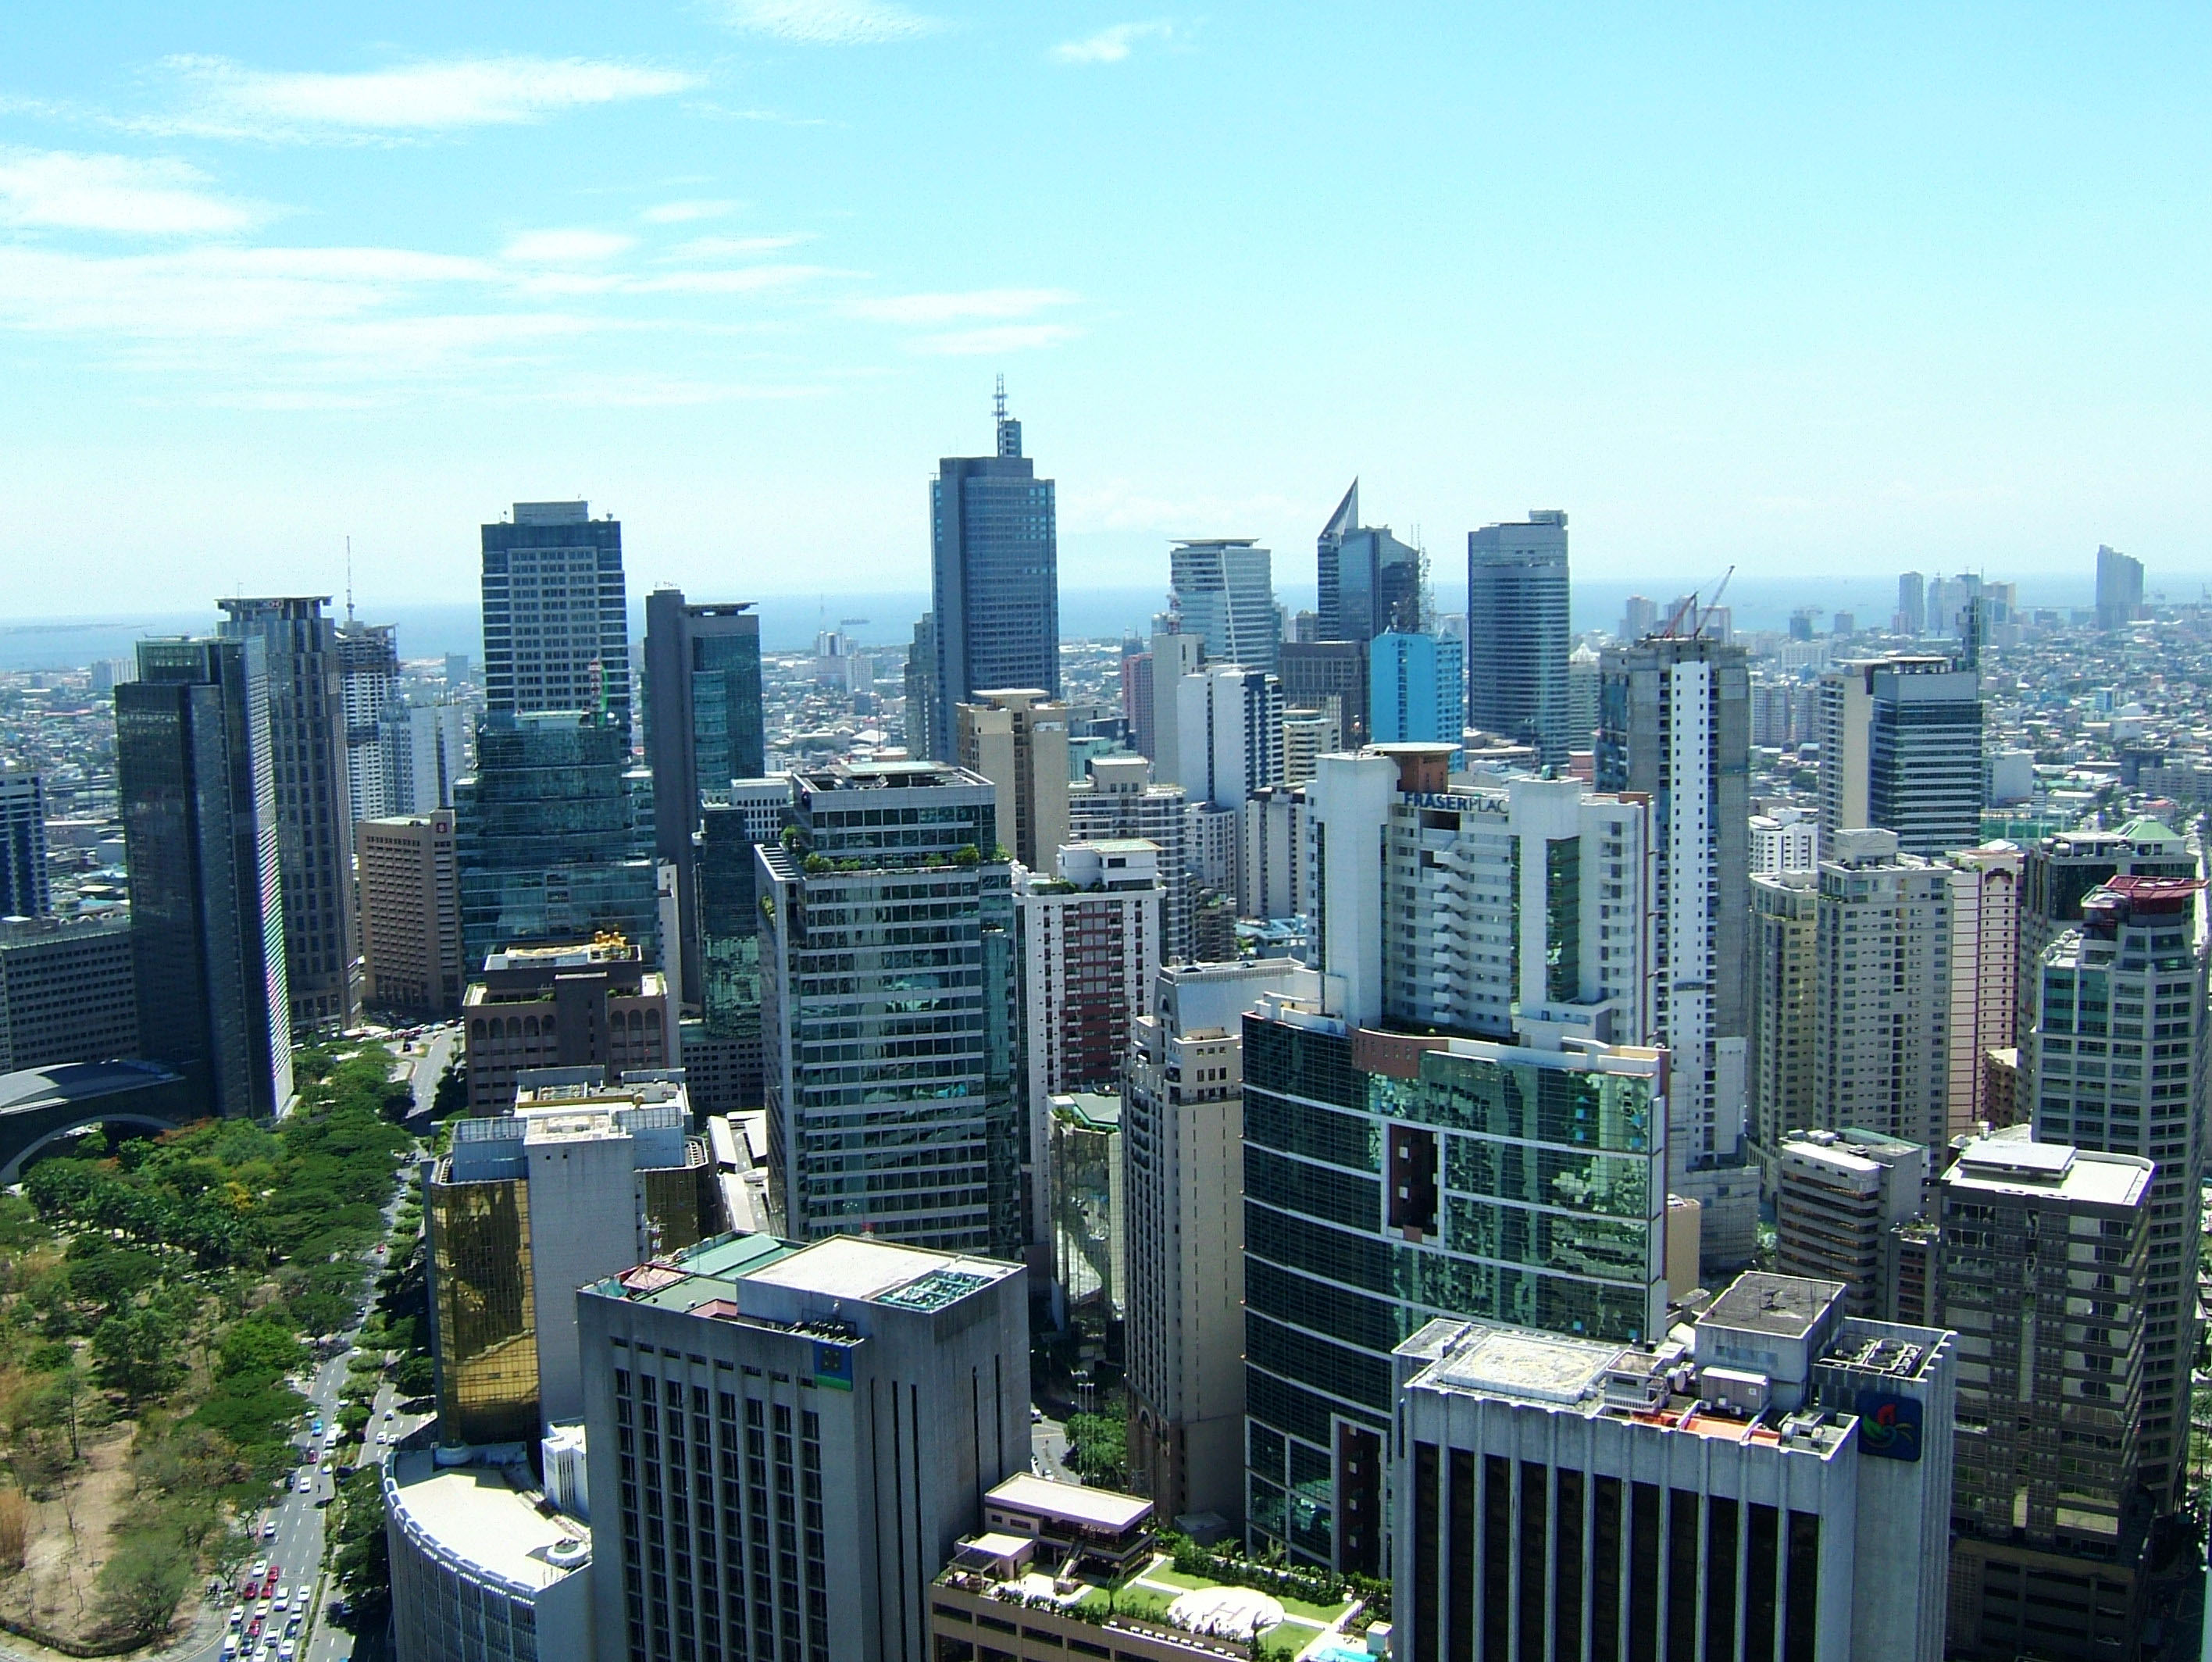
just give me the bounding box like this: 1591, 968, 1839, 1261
910, 322, 1082, 355
142, 55, 702, 141
1051, 21, 1175, 63
717, 0, 943, 45
850, 287, 1077, 324
503, 228, 638, 263
669, 233, 813, 259
0, 147, 266, 236
636, 264, 843, 294
640, 199, 738, 224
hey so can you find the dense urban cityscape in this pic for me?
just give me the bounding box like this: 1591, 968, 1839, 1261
0, 383, 2208, 1662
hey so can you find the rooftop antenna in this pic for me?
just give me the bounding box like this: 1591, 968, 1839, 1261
994, 373, 1007, 423
344, 536, 355, 623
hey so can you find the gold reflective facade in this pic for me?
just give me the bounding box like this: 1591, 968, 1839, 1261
640, 1150, 712, 1257
430, 1168, 540, 1445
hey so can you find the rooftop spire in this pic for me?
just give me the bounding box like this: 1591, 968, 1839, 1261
994, 373, 1022, 458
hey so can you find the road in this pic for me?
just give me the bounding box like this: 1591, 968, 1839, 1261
400, 1025, 459, 1124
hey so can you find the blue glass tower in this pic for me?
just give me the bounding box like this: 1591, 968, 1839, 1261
1369, 631, 1466, 760
929, 384, 1059, 759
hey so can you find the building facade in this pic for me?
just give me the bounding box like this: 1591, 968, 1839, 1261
1370, 631, 1465, 758
1750, 872, 1818, 1169
359, 810, 463, 1018
957, 689, 1072, 872
1943, 844, 2021, 1138
0, 915, 137, 1073
1467, 511, 1570, 766
0, 771, 49, 917
462, 940, 673, 1113
1168, 539, 1279, 673
1813, 829, 1953, 1149
929, 394, 1060, 758
1773, 1128, 1928, 1318
1069, 757, 1193, 965
335, 616, 401, 825
217, 596, 359, 1033
481, 500, 632, 741
1816, 656, 1983, 860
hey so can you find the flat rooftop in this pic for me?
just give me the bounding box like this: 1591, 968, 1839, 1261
1701, 1273, 1843, 1340
1429, 1327, 1625, 1406
988, 1473, 1152, 1533
1945, 1137, 2153, 1207
386, 1449, 588, 1592
600, 1232, 1021, 1318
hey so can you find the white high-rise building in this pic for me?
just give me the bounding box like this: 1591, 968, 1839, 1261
1172, 664, 1283, 809
1070, 756, 1194, 963
335, 618, 400, 826
1144, 629, 1204, 785
383, 698, 472, 814
1240, 784, 1309, 921
1750, 804, 1818, 876
1814, 828, 1953, 1149
1122, 957, 1310, 1528
1598, 636, 1757, 1271
1168, 539, 1279, 672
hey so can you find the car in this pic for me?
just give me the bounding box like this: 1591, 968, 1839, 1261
311, 1418, 323, 1435
245, 1618, 262, 1642
384, 1407, 396, 1421
230, 1606, 245, 1628
285, 1614, 302, 1637
1030, 1405, 1044, 1423
279, 1642, 297, 1660
375, 1432, 387, 1446
250, 1559, 268, 1579
262, 1518, 277, 1539
320, 1460, 334, 1473
273, 1590, 288, 1612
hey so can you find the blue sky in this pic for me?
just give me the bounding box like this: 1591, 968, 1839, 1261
2, 2, 2208, 618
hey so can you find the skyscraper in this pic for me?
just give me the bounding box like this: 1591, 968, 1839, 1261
2028, 876, 2207, 1510
1143, 628, 1204, 782
116, 635, 292, 1118
1814, 654, 1983, 859
334, 615, 400, 824
381, 697, 470, 815
758, 761, 1022, 1256
1172, 663, 1284, 809
455, 712, 658, 974
1943, 844, 2022, 1137
0, 770, 48, 918
956, 688, 1071, 872
929, 387, 1060, 758
357, 810, 463, 1018
1368, 631, 1465, 757
1813, 829, 1953, 1149
1315, 480, 1423, 647
2093, 543, 2144, 630
904, 612, 940, 760
0, 915, 138, 1072
480, 501, 632, 741
1467, 511, 1571, 765
1315, 479, 1359, 643
2014, 819, 2195, 1048
1168, 539, 1280, 672
216, 597, 359, 1033
1749, 871, 1818, 1166
1599, 633, 1757, 1271
643, 589, 764, 1000
1277, 639, 1369, 748
1896, 569, 1926, 635
1068, 756, 1193, 963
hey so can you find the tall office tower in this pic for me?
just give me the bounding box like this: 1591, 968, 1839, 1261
1316, 480, 1422, 645
1125, 648, 1156, 763
1597, 634, 1757, 1269
1143, 629, 1204, 782
1617, 594, 1657, 642
1566, 641, 1601, 751
642, 589, 764, 1003
1016, 842, 1162, 1247
216, 597, 359, 1033
2093, 543, 2145, 630
1172, 664, 1284, 808
1942, 1132, 2153, 1660
1814, 655, 1983, 858
1240, 785, 1308, 920
1242, 990, 1669, 1575
357, 811, 462, 1018
1812, 829, 1953, 1149
455, 712, 658, 975
0, 771, 49, 917
2014, 819, 2193, 1047
426, 1076, 709, 1441
1393, 1274, 1957, 1662
1278, 640, 1369, 749
1896, 570, 1927, 635
1280, 706, 1338, 787
1169, 540, 1280, 672
2029, 876, 2207, 1510
0, 915, 138, 1072
688, 779, 792, 1115
1943, 844, 2021, 1137
956, 689, 1071, 871
462, 939, 673, 1112
1749, 805, 1818, 876
334, 616, 400, 824
929, 389, 1060, 758
1748, 871, 1817, 1166
1070, 756, 1193, 965
758, 762, 1021, 1255
1123, 959, 1305, 1528
1772, 1127, 1928, 1318
382, 697, 471, 814
1369, 632, 1465, 757
1309, 749, 1652, 1045
1315, 478, 1358, 642
116, 636, 292, 1118
578, 1233, 1029, 1662
480, 501, 632, 741
1467, 511, 1570, 765
904, 612, 940, 760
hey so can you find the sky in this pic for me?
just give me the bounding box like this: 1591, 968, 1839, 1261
2, 2, 2210, 620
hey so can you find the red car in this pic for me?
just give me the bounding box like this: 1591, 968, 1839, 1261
246, 1617, 262, 1642
264, 1568, 280, 1596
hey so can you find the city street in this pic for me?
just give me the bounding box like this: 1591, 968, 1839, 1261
400, 1024, 459, 1125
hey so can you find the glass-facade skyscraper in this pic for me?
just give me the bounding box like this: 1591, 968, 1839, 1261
480, 501, 632, 744
928, 391, 1059, 758
643, 587, 765, 1000
758, 761, 1022, 1257
1468, 510, 1572, 765
218, 597, 360, 1033
115, 636, 293, 1118
455, 713, 658, 974
1169, 538, 1281, 672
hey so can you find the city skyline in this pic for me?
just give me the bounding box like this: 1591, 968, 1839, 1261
5, 5, 2211, 611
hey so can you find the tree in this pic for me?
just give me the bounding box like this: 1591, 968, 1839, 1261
394, 1354, 436, 1396
93, 1532, 191, 1640
92, 1307, 186, 1403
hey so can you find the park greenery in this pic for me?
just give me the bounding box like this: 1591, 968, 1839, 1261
0, 1043, 414, 1644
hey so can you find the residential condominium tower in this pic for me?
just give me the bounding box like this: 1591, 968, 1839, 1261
334, 615, 401, 823
217, 597, 359, 1033
0, 771, 49, 917
957, 688, 1071, 872
115, 635, 291, 1118
1467, 511, 1571, 766
480, 500, 632, 741
1069, 756, 1193, 965
758, 762, 1022, 1257
929, 389, 1060, 758
1813, 829, 1953, 1150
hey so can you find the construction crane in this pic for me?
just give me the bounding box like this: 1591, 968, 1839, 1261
1659, 565, 1736, 639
